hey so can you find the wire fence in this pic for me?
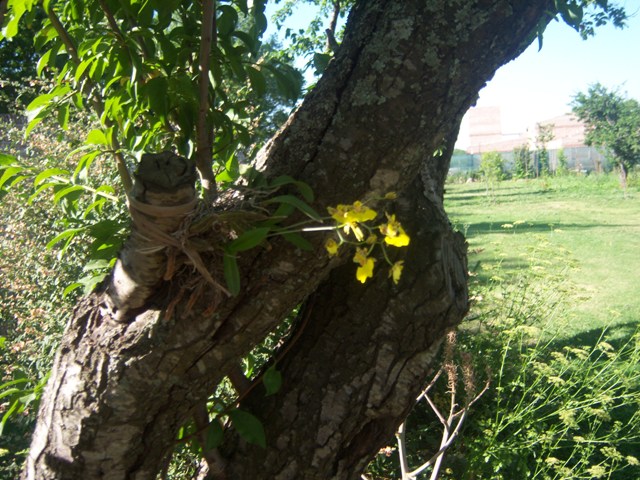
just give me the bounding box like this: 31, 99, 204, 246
450, 146, 609, 176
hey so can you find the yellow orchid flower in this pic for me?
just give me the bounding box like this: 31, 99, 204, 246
346, 201, 377, 223
380, 213, 410, 247
328, 202, 377, 241
353, 248, 375, 283
325, 238, 339, 257
389, 260, 404, 284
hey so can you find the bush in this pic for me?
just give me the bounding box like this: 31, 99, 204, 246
0, 115, 127, 477
479, 151, 506, 183
513, 144, 533, 179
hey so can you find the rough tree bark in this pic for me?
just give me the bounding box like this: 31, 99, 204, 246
24, 1, 555, 479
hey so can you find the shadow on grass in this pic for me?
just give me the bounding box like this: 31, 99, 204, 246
460, 220, 629, 237
445, 188, 552, 204
545, 319, 640, 352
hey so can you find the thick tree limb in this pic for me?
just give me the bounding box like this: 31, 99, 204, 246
24, 2, 556, 479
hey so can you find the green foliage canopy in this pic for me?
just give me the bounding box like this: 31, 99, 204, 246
1, 0, 303, 187
572, 84, 640, 182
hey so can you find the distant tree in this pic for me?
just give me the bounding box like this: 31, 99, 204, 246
535, 122, 554, 176
572, 83, 640, 189
513, 144, 533, 178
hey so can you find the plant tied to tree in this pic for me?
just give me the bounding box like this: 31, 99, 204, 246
0, 0, 630, 478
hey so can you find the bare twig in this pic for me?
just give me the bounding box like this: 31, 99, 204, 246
195, 0, 218, 200
393, 333, 491, 480
45, 6, 79, 64
396, 421, 410, 479
98, 0, 127, 45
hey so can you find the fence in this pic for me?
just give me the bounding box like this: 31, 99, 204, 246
450, 146, 609, 176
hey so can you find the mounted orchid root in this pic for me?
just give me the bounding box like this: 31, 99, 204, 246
104, 152, 210, 322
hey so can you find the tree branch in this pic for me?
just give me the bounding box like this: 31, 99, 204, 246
98, 0, 126, 45
325, 1, 341, 52
0, 0, 8, 31
45, 6, 79, 64
195, 0, 217, 200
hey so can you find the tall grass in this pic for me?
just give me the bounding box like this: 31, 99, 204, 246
365, 178, 640, 479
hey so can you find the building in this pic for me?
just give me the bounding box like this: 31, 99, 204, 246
452, 106, 607, 174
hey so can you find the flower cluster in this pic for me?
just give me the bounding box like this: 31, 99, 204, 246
324, 196, 410, 284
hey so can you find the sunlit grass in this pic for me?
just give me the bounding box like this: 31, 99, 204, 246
445, 174, 640, 338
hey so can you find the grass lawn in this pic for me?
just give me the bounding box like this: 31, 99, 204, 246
444, 174, 640, 339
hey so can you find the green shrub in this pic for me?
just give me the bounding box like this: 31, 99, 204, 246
479, 151, 506, 183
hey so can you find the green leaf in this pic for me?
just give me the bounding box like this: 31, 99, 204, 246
226, 227, 270, 253
0, 154, 18, 166
205, 420, 224, 450
3, 1, 27, 39
0, 400, 20, 436
217, 5, 239, 37
281, 232, 313, 251
34, 168, 69, 187
560, 2, 583, 30
37, 48, 53, 76
263, 364, 282, 396
73, 150, 101, 179
264, 195, 322, 221
74, 57, 93, 83
63, 282, 83, 297
246, 66, 267, 97
86, 129, 108, 146
0, 378, 30, 398
0, 166, 26, 190
53, 185, 84, 204
25, 93, 56, 114
269, 175, 314, 202
313, 52, 332, 74
0, 336, 5, 350
46, 227, 84, 250
223, 254, 241, 296
57, 103, 70, 130
28, 182, 57, 204
228, 409, 266, 448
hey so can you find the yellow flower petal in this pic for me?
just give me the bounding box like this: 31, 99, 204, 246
384, 228, 410, 247
325, 238, 339, 257
389, 261, 404, 284
347, 201, 377, 223
356, 257, 375, 283
353, 247, 369, 267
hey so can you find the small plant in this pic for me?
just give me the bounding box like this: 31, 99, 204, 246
556, 148, 569, 176
513, 144, 533, 179
479, 151, 506, 200
536, 123, 555, 177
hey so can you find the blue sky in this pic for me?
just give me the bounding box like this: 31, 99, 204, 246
466, 4, 640, 140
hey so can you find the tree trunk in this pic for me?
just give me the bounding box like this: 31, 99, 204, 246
24, 1, 554, 479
